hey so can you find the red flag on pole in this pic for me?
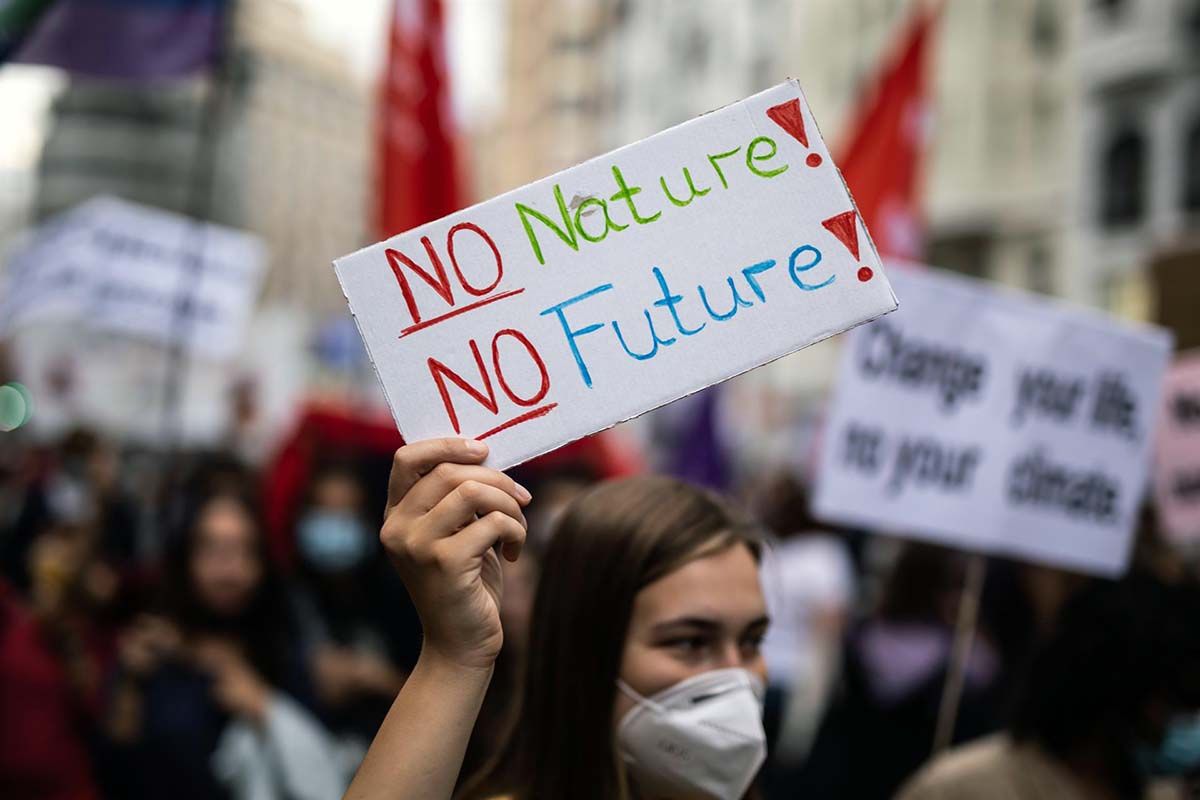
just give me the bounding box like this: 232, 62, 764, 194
835, 5, 936, 261
375, 0, 464, 240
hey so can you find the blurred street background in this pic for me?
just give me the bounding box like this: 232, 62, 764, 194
2, 1, 1199, 799
2, 0, 1196, 458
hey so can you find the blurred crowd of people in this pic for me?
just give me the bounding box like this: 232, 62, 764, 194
1, 426, 1198, 800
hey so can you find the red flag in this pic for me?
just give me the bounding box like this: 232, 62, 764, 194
836, 6, 936, 261
376, 0, 464, 240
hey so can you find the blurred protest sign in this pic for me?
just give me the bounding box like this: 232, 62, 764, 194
336, 81, 898, 469
0, 196, 265, 360
814, 268, 1172, 576
1155, 351, 1200, 544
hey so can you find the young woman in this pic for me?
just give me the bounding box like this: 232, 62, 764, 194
105, 488, 344, 800
346, 437, 771, 800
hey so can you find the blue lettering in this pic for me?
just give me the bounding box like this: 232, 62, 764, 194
740, 259, 777, 303
651, 266, 706, 336
538, 283, 613, 387
699, 277, 754, 321
788, 245, 833, 290
612, 310, 677, 360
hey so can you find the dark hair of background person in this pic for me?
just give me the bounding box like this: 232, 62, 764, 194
301, 460, 367, 512
1010, 574, 1200, 799
160, 487, 295, 685
757, 472, 823, 540
876, 541, 963, 623
458, 475, 764, 800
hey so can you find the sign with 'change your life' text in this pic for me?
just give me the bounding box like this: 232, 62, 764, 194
814, 268, 1173, 577
336, 80, 897, 469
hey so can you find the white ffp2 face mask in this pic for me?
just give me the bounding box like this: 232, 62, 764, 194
616, 667, 767, 800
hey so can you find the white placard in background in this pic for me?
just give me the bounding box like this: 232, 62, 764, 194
336, 80, 898, 469
0, 196, 265, 360
814, 268, 1172, 576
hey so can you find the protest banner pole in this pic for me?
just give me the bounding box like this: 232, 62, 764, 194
151, 0, 240, 560
933, 552, 987, 754
160, 0, 239, 450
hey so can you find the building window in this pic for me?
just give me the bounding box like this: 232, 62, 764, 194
1032, 0, 1060, 56
1100, 127, 1147, 227
1186, 0, 1200, 39
1185, 117, 1200, 212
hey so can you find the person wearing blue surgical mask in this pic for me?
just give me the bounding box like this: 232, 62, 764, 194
900, 575, 1200, 800
290, 466, 421, 765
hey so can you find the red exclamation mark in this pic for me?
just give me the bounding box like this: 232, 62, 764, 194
766, 98, 823, 168
821, 210, 874, 282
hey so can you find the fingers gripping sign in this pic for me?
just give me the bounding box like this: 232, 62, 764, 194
382, 438, 532, 670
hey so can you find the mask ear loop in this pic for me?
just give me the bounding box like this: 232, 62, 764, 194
616, 679, 668, 715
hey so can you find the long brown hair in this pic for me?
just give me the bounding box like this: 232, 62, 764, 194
459, 475, 762, 800
162, 488, 294, 685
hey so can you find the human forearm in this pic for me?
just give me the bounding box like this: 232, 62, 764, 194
343, 647, 493, 800
348, 439, 527, 800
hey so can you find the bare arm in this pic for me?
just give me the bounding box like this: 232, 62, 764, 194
343, 438, 530, 800
345, 649, 492, 800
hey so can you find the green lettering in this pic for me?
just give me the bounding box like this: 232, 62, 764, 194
609, 165, 662, 225
515, 184, 578, 265
658, 167, 711, 208
707, 146, 742, 189
573, 196, 627, 243
746, 136, 788, 178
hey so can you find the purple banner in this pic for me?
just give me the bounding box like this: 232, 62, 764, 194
15, 0, 223, 79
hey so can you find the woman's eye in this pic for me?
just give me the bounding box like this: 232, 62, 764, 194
740, 634, 765, 653
664, 636, 708, 652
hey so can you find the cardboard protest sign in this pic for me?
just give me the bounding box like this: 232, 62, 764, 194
1154, 351, 1200, 544
0, 196, 265, 359
335, 80, 897, 468
813, 268, 1173, 577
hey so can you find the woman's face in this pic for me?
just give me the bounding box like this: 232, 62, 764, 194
190, 498, 263, 617
615, 542, 769, 724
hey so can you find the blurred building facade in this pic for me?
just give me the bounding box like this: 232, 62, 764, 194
791, 0, 1079, 297
31, 0, 369, 320
1073, 0, 1200, 317
470, 0, 623, 198
18, 0, 372, 447
232, 0, 370, 318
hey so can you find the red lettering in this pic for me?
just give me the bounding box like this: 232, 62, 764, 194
386, 236, 455, 324
387, 222, 507, 327
491, 328, 550, 406
428, 328, 555, 436
428, 340, 498, 434
447, 222, 503, 297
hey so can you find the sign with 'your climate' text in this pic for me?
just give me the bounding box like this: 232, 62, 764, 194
814, 268, 1173, 576
336, 81, 897, 468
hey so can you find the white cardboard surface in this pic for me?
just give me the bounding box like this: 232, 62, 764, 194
813, 268, 1173, 577
335, 80, 897, 468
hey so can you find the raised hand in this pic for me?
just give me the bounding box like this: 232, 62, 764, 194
380, 438, 531, 671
